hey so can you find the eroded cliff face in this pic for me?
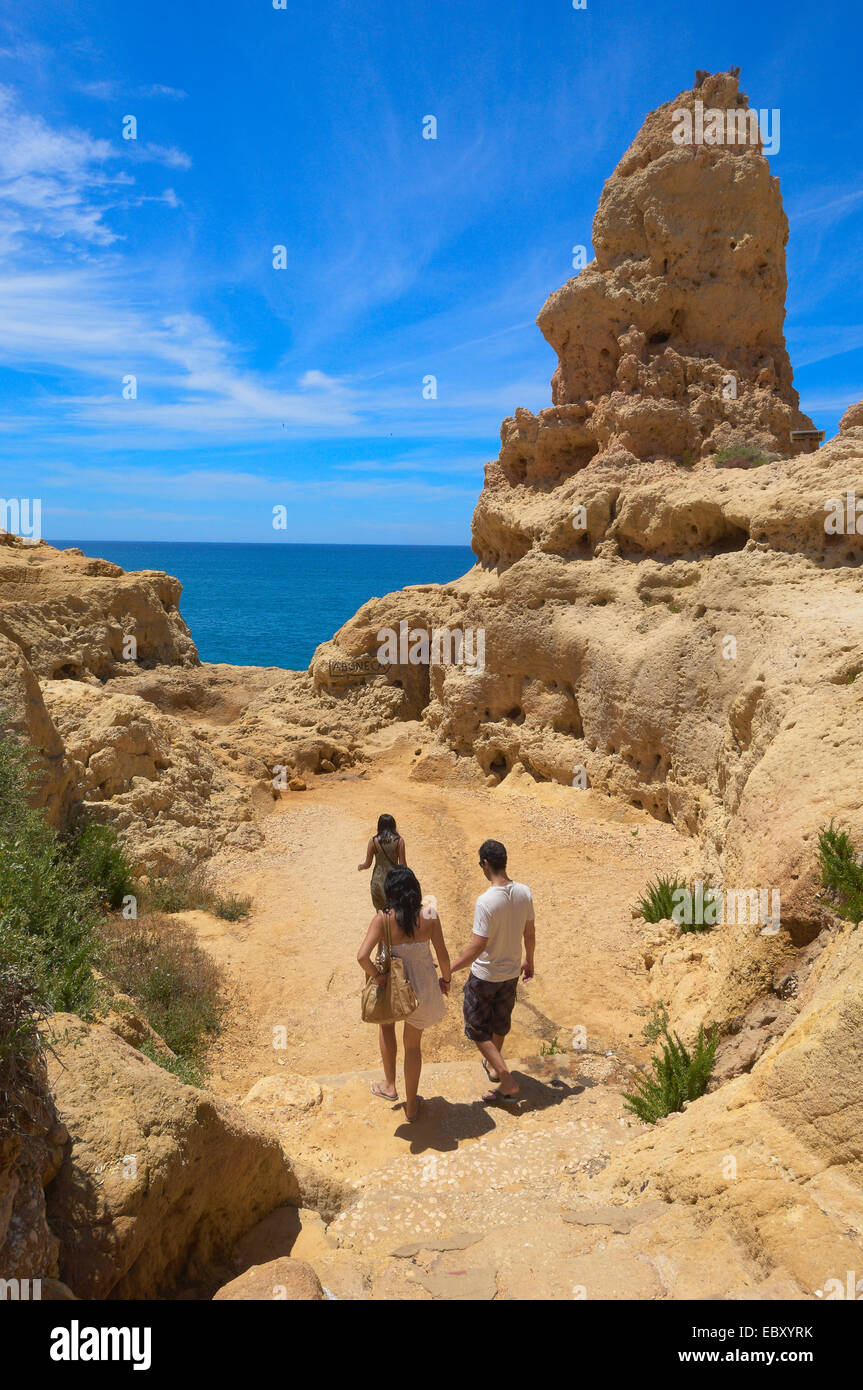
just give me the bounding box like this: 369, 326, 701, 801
314, 75, 863, 949
0, 534, 199, 834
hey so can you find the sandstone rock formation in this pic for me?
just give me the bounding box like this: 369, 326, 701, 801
582, 923, 863, 1297
536, 70, 813, 471
0, 535, 197, 681
839, 398, 863, 433
0, 630, 75, 825
44, 1016, 303, 1299
212, 1256, 324, 1301
241, 1073, 324, 1124
42, 681, 260, 872
0, 1051, 67, 1283
0, 533, 199, 845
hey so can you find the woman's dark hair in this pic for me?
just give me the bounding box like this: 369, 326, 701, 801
384, 866, 421, 938
479, 839, 507, 871
377, 813, 398, 838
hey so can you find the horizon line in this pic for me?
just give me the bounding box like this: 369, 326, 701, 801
47, 538, 476, 549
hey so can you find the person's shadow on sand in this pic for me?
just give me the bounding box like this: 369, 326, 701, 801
390, 1071, 588, 1153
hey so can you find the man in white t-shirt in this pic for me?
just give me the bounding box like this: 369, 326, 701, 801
449, 839, 535, 1103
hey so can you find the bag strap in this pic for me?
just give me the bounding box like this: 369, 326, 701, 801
381, 907, 393, 959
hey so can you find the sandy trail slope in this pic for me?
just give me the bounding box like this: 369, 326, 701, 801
190, 728, 696, 1106
177, 739, 814, 1302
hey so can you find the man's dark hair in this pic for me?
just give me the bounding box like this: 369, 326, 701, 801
479, 839, 507, 871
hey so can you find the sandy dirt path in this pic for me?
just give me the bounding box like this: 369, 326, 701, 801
189, 730, 696, 1103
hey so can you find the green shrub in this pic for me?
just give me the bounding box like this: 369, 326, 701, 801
0, 731, 101, 1015
817, 820, 863, 923
539, 1034, 566, 1057
211, 892, 253, 922
640, 1001, 669, 1046
0, 964, 49, 1130
635, 874, 687, 923
68, 822, 136, 909
624, 1021, 718, 1124
712, 444, 769, 470
137, 1037, 204, 1088
0, 723, 229, 1086
99, 914, 225, 1081
147, 862, 251, 920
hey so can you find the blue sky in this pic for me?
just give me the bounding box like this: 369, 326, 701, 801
0, 0, 861, 544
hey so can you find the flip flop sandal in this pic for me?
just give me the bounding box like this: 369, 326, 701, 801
481, 1058, 500, 1083
371, 1082, 398, 1102
482, 1088, 521, 1106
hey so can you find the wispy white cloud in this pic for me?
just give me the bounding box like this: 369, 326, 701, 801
41, 463, 477, 506
787, 325, 863, 368
77, 79, 188, 102
142, 83, 187, 101
0, 268, 363, 435
334, 452, 484, 476
788, 184, 863, 230
798, 387, 863, 412
0, 79, 548, 466
0, 255, 546, 446
123, 140, 191, 171
0, 83, 188, 254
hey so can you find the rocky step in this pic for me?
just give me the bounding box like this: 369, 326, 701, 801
240, 1051, 632, 1191
222, 1052, 814, 1300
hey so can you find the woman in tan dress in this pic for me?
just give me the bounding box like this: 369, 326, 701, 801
357, 813, 406, 910
357, 866, 450, 1122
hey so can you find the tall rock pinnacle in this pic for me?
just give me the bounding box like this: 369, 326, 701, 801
531, 71, 813, 475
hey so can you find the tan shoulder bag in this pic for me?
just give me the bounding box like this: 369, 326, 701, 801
361, 909, 418, 1024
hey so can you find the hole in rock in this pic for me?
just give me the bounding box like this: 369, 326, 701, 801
649, 331, 670, 345
706, 526, 749, 555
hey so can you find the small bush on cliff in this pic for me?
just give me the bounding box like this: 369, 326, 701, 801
624, 1021, 718, 1124
635, 874, 687, 923
712, 444, 768, 470
640, 1001, 670, 1045
0, 731, 100, 1016
0, 964, 50, 1128
67, 822, 136, 910
99, 914, 226, 1085
147, 861, 251, 921
0, 726, 227, 1085
817, 820, 863, 923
